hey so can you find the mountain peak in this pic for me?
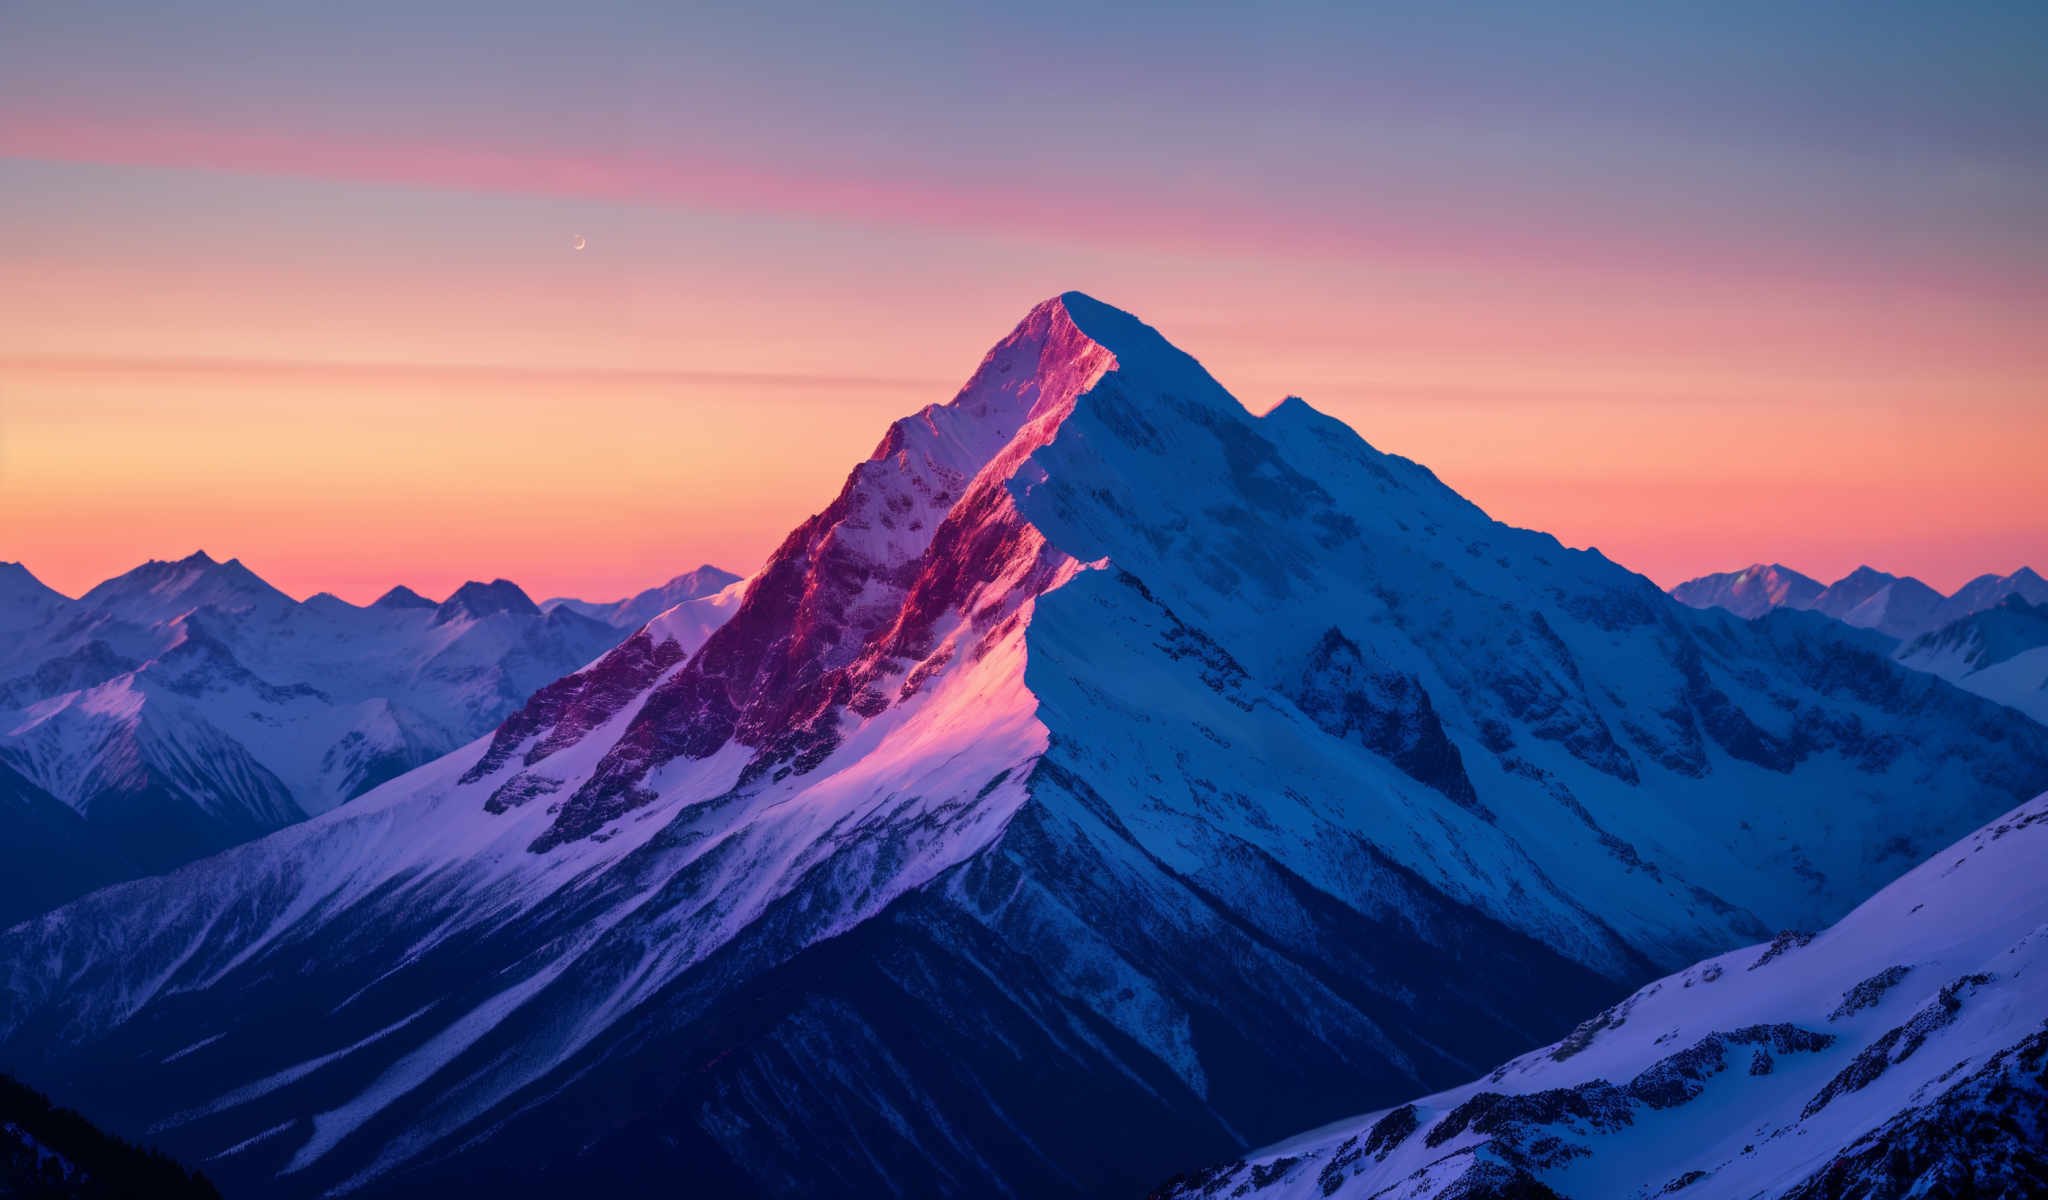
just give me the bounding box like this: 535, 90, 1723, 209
538, 566, 742, 628
77, 550, 294, 624
0, 562, 71, 631
373, 585, 436, 610
434, 579, 540, 624
664, 565, 741, 595
1040, 291, 1215, 391
1670, 562, 1824, 619
0, 561, 63, 597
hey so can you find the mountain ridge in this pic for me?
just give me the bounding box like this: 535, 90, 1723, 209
543, 565, 742, 629
1895, 595, 2048, 726
1674, 564, 2048, 723
2, 294, 2043, 1198
1673, 561, 2047, 641
0, 562, 732, 921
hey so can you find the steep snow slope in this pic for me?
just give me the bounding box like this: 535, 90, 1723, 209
1157, 793, 2048, 1200
1668, 564, 1823, 620
0, 565, 653, 918
1895, 596, 2048, 726
1, 296, 2044, 1200
543, 565, 742, 629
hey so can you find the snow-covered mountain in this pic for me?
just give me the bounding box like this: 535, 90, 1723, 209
1673, 565, 2048, 724
543, 565, 742, 629
1668, 563, 1824, 620
1814, 568, 1945, 640
1937, 567, 2048, 627
1156, 792, 2048, 1200
1672, 562, 2046, 643
0, 558, 649, 919
1895, 596, 2048, 727
2, 295, 2044, 1199
71, 552, 297, 627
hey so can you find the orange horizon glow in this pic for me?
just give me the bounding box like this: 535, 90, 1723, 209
7, 334, 2043, 605
5, 2, 2045, 605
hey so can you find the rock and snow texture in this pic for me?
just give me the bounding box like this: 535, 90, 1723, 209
1157, 794, 2048, 1200
542, 564, 742, 629
1895, 596, 2048, 726
1672, 563, 2047, 643
1, 295, 2045, 1199
0, 559, 667, 920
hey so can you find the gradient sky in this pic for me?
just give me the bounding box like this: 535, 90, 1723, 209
4, 0, 2045, 603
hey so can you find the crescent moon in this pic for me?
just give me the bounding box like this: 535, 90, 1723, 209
572, 234, 588, 251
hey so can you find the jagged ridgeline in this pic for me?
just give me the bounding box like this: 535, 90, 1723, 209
0, 556, 743, 923
2, 295, 2044, 1197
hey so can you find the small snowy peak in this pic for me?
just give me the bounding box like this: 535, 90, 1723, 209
371, 585, 435, 611
0, 562, 72, 633
1159, 793, 2048, 1200
1670, 563, 1824, 620
0, 561, 69, 605
639, 574, 748, 655
1934, 566, 2048, 629
544, 564, 742, 628
76, 551, 296, 626
1836, 574, 1945, 640
432, 579, 541, 625
1812, 565, 1898, 621
299, 592, 363, 617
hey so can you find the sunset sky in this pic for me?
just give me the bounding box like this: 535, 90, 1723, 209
5, 0, 2045, 603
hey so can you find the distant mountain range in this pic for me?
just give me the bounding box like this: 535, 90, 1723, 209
1155, 791, 2048, 1200
1672, 565, 2048, 726
3, 294, 2042, 1198
0, 555, 734, 925
1671, 562, 2046, 640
